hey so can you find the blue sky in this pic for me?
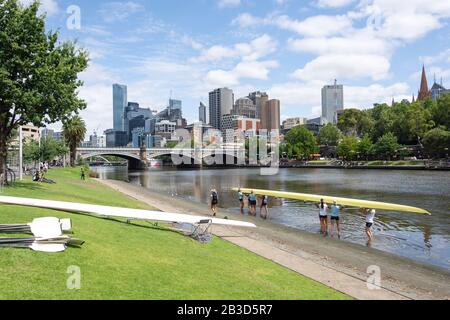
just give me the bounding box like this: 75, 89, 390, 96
26, 0, 450, 134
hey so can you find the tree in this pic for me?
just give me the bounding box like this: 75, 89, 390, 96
422, 128, 450, 159
357, 134, 373, 160
373, 133, 400, 161
284, 126, 318, 160
370, 104, 395, 141
0, 0, 88, 181
337, 109, 374, 137
431, 94, 450, 130
337, 136, 358, 161
318, 124, 341, 146
63, 116, 87, 166
23, 137, 67, 164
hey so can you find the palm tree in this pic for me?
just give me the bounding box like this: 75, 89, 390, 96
63, 116, 87, 166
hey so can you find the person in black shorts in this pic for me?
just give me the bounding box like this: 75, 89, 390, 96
260, 195, 269, 220
210, 189, 219, 217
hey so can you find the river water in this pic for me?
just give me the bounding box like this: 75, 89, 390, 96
92, 166, 450, 270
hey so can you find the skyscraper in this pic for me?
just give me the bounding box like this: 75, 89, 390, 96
418, 65, 430, 101
209, 88, 234, 130
233, 97, 258, 119
169, 99, 182, 110
248, 91, 269, 119
113, 84, 128, 131
261, 99, 281, 131
322, 80, 344, 125
199, 102, 207, 124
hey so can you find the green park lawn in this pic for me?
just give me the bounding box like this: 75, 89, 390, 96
0, 168, 350, 300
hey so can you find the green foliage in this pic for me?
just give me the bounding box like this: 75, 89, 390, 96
373, 133, 400, 160
0, 0, 88, 176
357, 134, 373, 160
62, 115, 87, 166
422, 127, 450, 159
337, 109, 373, 137
319, 123, 342, 146
284, 126, 318, 159
23, 138, 67, 163
431, 94, 450, 129
337, 136, 358, 160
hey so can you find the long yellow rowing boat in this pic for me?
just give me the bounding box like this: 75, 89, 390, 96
232, 188, 431, 215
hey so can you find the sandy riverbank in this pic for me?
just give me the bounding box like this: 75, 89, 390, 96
97, 179, 450, 300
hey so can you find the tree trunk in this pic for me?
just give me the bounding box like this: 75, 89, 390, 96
70, 145, 76, 167
0, 138, 8, 185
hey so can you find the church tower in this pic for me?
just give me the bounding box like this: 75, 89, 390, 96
417, 65, 430, 101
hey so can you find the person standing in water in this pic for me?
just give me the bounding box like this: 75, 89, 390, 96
329, 200, 343, 239
260, 195, 269, 220
364, 208, 376, 245
238, 189, 245, 214
210, 189, 219, 217
316, 199, 328, 236
248, 191, 257, 216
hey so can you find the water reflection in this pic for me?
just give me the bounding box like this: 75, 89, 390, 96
93, 166, 450, 270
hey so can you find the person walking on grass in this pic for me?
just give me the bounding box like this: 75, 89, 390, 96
210, 189, 219, 217
80, 167, 86, 181
248, 191, 257, 216
363, 208, 376, 246
329, 200, 343, 239
316, 199, 328, 236
260, 195, 269, 220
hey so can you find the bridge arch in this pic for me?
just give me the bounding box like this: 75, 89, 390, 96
79, 152, 144, 169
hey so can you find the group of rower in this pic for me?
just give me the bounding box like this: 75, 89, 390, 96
316, 198, 376, 244
210, 189, 377, 245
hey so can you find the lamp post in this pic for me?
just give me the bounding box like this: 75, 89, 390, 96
19, 126, 23, 181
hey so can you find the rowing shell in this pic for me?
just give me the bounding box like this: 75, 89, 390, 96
0, 196, 256, 228
232, 188, 431, 215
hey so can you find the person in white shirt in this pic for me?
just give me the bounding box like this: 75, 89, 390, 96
364, 208, 376, 245
316, 199, 329, 236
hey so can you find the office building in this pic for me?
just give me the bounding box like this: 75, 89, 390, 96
113, 84, 128, 131
248, 91, 269, 118
104, 129, 128, 148
221, 115, 261, 143
209, 88, 234, 130
169, 99, 182, 110
283, 117, 308, 130
322, 80, 344, 124
199, 102, 207, 124
233, 97, 258, 119
155, 120, 176, 139
41, 128, 55, 140
261, 99, 281, 131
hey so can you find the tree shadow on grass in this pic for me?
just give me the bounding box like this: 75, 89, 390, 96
3, 182, 47, 192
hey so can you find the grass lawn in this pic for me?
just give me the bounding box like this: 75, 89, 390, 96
0, 168, 350, 300
367, 161, 425, 166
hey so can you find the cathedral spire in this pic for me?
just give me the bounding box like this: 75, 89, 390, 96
417, 65, 430, 101
412, 94, 415, 103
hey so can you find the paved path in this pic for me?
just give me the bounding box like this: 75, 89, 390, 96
97, 179, 450, 300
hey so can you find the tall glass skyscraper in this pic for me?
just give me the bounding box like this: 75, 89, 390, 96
113, 84, 128, 131
169, 99, 182, 110
209, 88, 234, 130
322, 81, 344, 125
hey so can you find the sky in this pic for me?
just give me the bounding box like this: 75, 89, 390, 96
24, 0, 450, 135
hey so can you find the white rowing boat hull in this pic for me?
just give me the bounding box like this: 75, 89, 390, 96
0, 196, 256, 228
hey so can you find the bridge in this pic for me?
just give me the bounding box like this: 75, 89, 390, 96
77, 147, 245, 169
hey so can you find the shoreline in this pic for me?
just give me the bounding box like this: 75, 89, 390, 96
97, 178, 450, 300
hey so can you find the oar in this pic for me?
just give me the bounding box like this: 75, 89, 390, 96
0, 242, 67, 253
0, 236, 85, 249
0, 218, 72, 238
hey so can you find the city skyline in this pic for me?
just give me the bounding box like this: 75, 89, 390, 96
31, 0, 450, 134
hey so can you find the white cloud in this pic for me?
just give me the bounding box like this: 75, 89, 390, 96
218, 0, 241, 8
99, 1, 144, 23
292, 54, 391, 82
19, 0, 59, 16
232, 13, 353, 37
315, 0, 355, 8
192, 34, 277, 63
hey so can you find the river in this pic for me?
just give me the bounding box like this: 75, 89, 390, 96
92, 166, 450, 270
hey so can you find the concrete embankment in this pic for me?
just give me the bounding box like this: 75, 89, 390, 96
97, 179, 450, 300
